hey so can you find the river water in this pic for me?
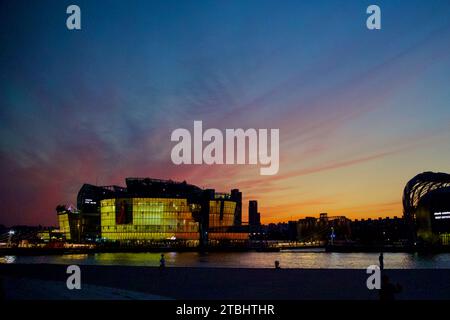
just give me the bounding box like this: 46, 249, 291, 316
2, 249, 450, 269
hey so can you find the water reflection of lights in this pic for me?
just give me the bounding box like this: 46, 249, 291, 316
0, 255, 16, 264
61, 254, 89, 260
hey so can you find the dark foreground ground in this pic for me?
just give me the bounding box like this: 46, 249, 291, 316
1, 264, 450, 300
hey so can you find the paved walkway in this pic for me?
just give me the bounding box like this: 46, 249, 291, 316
2, 264, 450, 299
1, 277, 171, 300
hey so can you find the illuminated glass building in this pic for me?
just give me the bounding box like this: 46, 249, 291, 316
403, 172, 450, 245
56, 207, 72, 240
100, 198, 199, 241
58, 178, 248, 245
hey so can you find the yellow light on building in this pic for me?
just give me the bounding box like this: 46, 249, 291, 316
100, 198, 200, 241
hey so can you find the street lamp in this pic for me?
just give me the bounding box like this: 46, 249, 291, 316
7, 230, 15, 247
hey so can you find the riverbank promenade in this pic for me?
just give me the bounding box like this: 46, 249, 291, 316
1, 264, 450, 300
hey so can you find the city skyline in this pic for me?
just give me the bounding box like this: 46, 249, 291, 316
1, 0, 450, 227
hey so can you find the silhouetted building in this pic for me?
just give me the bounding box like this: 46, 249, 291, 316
351, 216, 409, 245
403, 172, 450, 245
266, 223, 290, 240
297, 217, 321, 241
287, 221, 298, 240
297, 213, 351, 242
249, 200, 260, 226
231, 189, 242, 226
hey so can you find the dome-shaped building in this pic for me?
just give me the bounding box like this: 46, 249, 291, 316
403, 172, 450, 245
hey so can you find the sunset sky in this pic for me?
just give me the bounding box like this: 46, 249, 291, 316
1, 0, 450, 226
